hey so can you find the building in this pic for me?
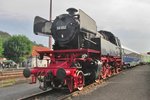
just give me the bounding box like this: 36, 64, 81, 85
27, 46, 51, 68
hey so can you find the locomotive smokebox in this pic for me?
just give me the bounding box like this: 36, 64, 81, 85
23, 68, 31, 78
51, 11, 80, 46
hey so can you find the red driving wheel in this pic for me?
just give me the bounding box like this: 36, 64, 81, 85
76, 70, 85, 90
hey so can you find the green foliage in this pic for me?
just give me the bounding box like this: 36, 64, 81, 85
0, 38, 4, 57
0, 31, 11, 40
0, 31, 11, 57
3, 35, 32, 63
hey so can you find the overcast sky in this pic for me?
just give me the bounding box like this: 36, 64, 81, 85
0, 0, 150, 53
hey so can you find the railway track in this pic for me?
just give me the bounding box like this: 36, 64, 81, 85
0, 69, 28, 87
0, 70, 23, 81
18, 88, 70, 100
18, 68, 132, 100
17, 80, 105, 100
0, 69, 23, 76
17, 78, 107, 100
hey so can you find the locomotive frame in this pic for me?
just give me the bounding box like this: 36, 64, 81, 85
24, 48, 122, 92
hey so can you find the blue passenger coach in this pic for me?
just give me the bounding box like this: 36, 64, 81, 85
122, 47, 141, 68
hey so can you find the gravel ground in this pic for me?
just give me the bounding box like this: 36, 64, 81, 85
0, 82, 42, 100
73, 65, 150, 100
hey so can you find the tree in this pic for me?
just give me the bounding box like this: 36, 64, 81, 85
0, 38, 4, 57
3, 35, 32, 63
0, 31, 11, 57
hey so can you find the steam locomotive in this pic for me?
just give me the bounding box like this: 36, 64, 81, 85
23, 8, 122, 92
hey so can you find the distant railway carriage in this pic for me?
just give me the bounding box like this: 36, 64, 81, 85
122, 47, 141, 68
140, 54, 150, 64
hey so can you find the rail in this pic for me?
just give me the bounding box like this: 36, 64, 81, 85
18, 67, 132, 100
